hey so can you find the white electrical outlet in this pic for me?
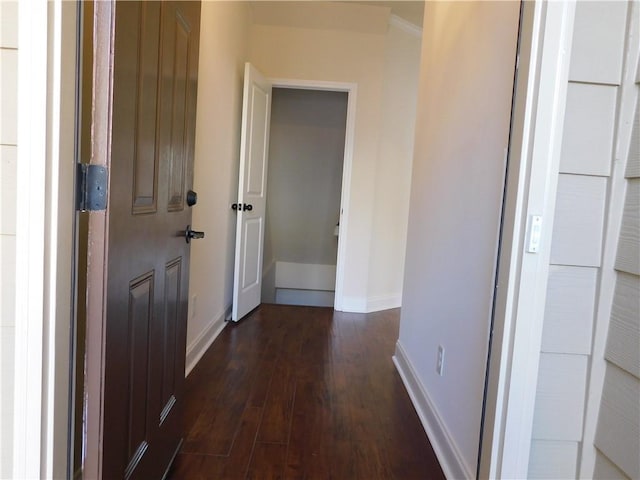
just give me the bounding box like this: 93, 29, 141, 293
436, 345, 445, 376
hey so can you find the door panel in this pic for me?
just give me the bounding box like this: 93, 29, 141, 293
242, 218, 263, 289
127, 272, 154, 460
100, 2, 201, 478
131, 3, 161, 214
161, 258, 181, 419
232, 63, 272, 321
165, 10, 191, 212
247, 85, 269, 195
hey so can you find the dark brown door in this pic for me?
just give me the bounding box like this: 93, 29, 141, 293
101, 2, 200, 478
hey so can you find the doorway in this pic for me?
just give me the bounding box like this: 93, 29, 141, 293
261, 87, 348, 307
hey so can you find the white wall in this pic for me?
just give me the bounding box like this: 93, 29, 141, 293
248, 2, 421, 311
185, 1, 251, 373
394, 2, 519, 478
0, 2, 17, 477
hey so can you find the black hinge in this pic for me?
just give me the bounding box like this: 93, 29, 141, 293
76, 164, 108, 211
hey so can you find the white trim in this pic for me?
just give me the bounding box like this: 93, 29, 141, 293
366, 293, 401, 313
42, 2, 77, 478
479, 2, 577, 478
13, 1, 48, 478
393, 341, 472, 480
185, 305, 231, 377
389, 14, 422, 38
268, 78, 357, 314
14, 2, 77, 477
339, 294, 401, 314
339, 296, 367, 313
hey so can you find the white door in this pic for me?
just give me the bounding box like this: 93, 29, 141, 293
232, 63, 272, 321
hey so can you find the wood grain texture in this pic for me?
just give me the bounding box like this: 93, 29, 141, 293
615, 178, 640, 275
568, 0, 628, 85
560, 82, 618, 176
606, 272, 640, 378
532, 353, 588, 441
528, 440, 578, 479
626, 96, 639, 178
168, 305, 445, 479
550, 174, 607, 267
542, 265, 597, 355
595, 363, 640, 479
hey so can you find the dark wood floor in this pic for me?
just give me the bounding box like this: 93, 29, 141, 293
167, 304, 445, 480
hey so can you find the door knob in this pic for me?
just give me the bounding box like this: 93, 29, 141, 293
186, 190, 197, 207
184, 225, 205, 243
231, 203, 253, 212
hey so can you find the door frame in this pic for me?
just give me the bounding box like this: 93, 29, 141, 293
478, 1, 576, 478
82, 2, 115, 478
267, 78, 357, 311
12, 1, 79, 478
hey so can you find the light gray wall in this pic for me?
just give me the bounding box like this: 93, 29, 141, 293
527, 2, 638, 478
396, 2, 520, 476
266, 88, 347, 266
0, 1, 17, 476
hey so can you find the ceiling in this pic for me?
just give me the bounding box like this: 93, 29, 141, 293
349, 1, 424, 28
249, 1, 425, 30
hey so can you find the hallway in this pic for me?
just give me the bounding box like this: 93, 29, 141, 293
168, 304, 445, 479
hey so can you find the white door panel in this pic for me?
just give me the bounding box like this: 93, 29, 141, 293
232, 63, 272, 321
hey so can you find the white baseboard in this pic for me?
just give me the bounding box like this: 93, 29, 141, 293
393, 341, 473, 480
366, 293, 401, 312
339, 294, 401, 313
339, 296, 368, 313
184, 304, 231, 377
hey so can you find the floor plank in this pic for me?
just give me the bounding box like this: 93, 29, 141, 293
168, 304, 445, 480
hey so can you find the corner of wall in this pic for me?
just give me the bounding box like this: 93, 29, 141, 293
393, 341, 474, 480
185, 304, 231, 377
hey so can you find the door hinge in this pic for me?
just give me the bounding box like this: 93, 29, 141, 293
76, 163, 108, 211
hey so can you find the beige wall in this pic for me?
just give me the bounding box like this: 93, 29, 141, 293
396, 2, 519, 477
249, 12, 385, 307
186, 1, 423, 361
185, 1, 251, 371
0, 1, 17, 477
249, 2, 421, 311
367, 18, 421, 306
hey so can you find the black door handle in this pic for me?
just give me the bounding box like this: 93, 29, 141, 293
184, 225, 205, 243
186, 190, 197, 207
231, 203, 253, 212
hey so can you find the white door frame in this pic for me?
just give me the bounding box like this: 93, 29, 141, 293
267, 78, 357, 312
13, 1, 78, 478
479, 1, 576, 478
